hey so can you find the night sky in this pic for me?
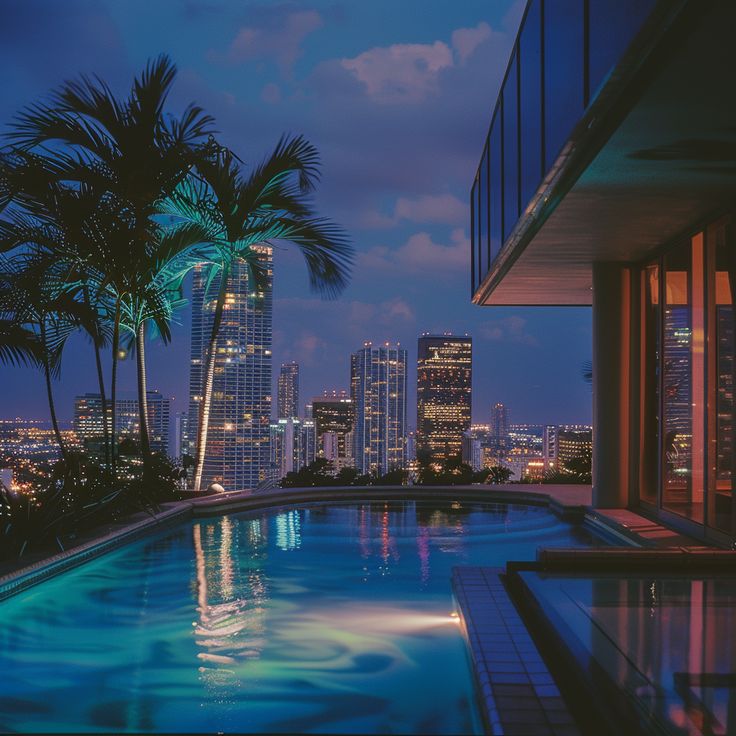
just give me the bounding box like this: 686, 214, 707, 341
0, 0, 591, 428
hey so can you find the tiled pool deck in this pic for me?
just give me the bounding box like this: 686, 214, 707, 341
452, 567, 579, 736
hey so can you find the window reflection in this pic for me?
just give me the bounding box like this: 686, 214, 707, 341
662, 237, 705, 523
587, 0, 657, 102
519, 0, 542, 209
470, 176, 478, 292
544, 0, 584, 169
708, 224, 735, 532
503, 53, 519, 240
489, 113, 503, 261
479, 143, 490, 278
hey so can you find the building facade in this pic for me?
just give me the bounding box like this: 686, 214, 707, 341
188, 250, 273, 490
470, 0, 736, 543
73, 393, 109, 448
351, 343, 407, 475
312, 390, 354, 470
269, 417, 317, 480
73, 391, 170, 455
490, 403, 509, 451
115, 391, 171, 455
416, 334, 472, 463
277, 362, 300, 419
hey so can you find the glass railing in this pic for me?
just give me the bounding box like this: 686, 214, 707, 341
471, 0, 657, 296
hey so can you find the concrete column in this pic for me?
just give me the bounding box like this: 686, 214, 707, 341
592, 263, 631, 508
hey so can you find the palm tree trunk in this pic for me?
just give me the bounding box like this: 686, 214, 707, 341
93, 339, 110, 467
110, 297, 121, 472
85, 284, 110, 466
39, 322, 67, 460
193, 264, 230, 492
136, 322, 151, 458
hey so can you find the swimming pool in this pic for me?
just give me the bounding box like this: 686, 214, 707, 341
0, 500, 597, 734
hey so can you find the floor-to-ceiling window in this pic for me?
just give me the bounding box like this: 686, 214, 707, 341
661, 236, 705, 523
639, 218, 735, 541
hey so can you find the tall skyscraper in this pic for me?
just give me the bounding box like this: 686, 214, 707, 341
351, 342, 407, 475
187, 250, 273, 490
277, 362, 300, 419
312, 390, 354, 470
416, 333, 472, 463
491, 402, 509, 451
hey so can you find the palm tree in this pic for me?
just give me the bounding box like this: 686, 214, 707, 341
0, 318, 40, 369
7, 55, 214, 464
0, 251, 97, 457
163, 137, 352, 491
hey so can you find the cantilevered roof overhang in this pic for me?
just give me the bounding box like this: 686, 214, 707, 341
475, 0, 736, 306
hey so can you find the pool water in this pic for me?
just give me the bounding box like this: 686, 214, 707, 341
0, 501, 597, 734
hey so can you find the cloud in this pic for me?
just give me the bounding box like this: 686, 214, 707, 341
293, 331, 327, 365
218, 8, 323, 73
363, 193, 466, 228
451, 22, 492, 63
359, 229, 469, 273
479, 315, 539, 347
341, 41, 453, 104
340, 22, 500, 103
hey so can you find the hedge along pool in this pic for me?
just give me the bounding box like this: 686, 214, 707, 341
0, 500, 598, 734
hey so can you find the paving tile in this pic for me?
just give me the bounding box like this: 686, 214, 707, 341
552, 727, 581, 736
539, 697, 567, 712
490, 672, 531, 685
493, 684, 536, 697
534, 685, 561, 698
545, 710, 575, 726
453, 567, 578, 736
530, 674, 556, 687
502, 723, 553, 736
500, 708, 547, 725
524, 662, 549, 674
490, 661, 527, 673
495, 695, 543, 710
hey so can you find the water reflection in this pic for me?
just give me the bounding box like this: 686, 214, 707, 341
275, 509, 301, 551
532, 574, 736, 736
192, 517, 269, 698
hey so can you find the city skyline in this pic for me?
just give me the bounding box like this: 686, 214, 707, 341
0, 0, 592, 429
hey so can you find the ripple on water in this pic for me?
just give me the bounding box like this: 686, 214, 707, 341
0, 500, 595, 734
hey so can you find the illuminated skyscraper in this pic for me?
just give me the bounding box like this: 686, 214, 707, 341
351, 343, 407, 475
312, 390, 354, 470
187, 249, 273, 490
277, 362, 300, 419
491, 402, 509, 451
416, 334, 472, 463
